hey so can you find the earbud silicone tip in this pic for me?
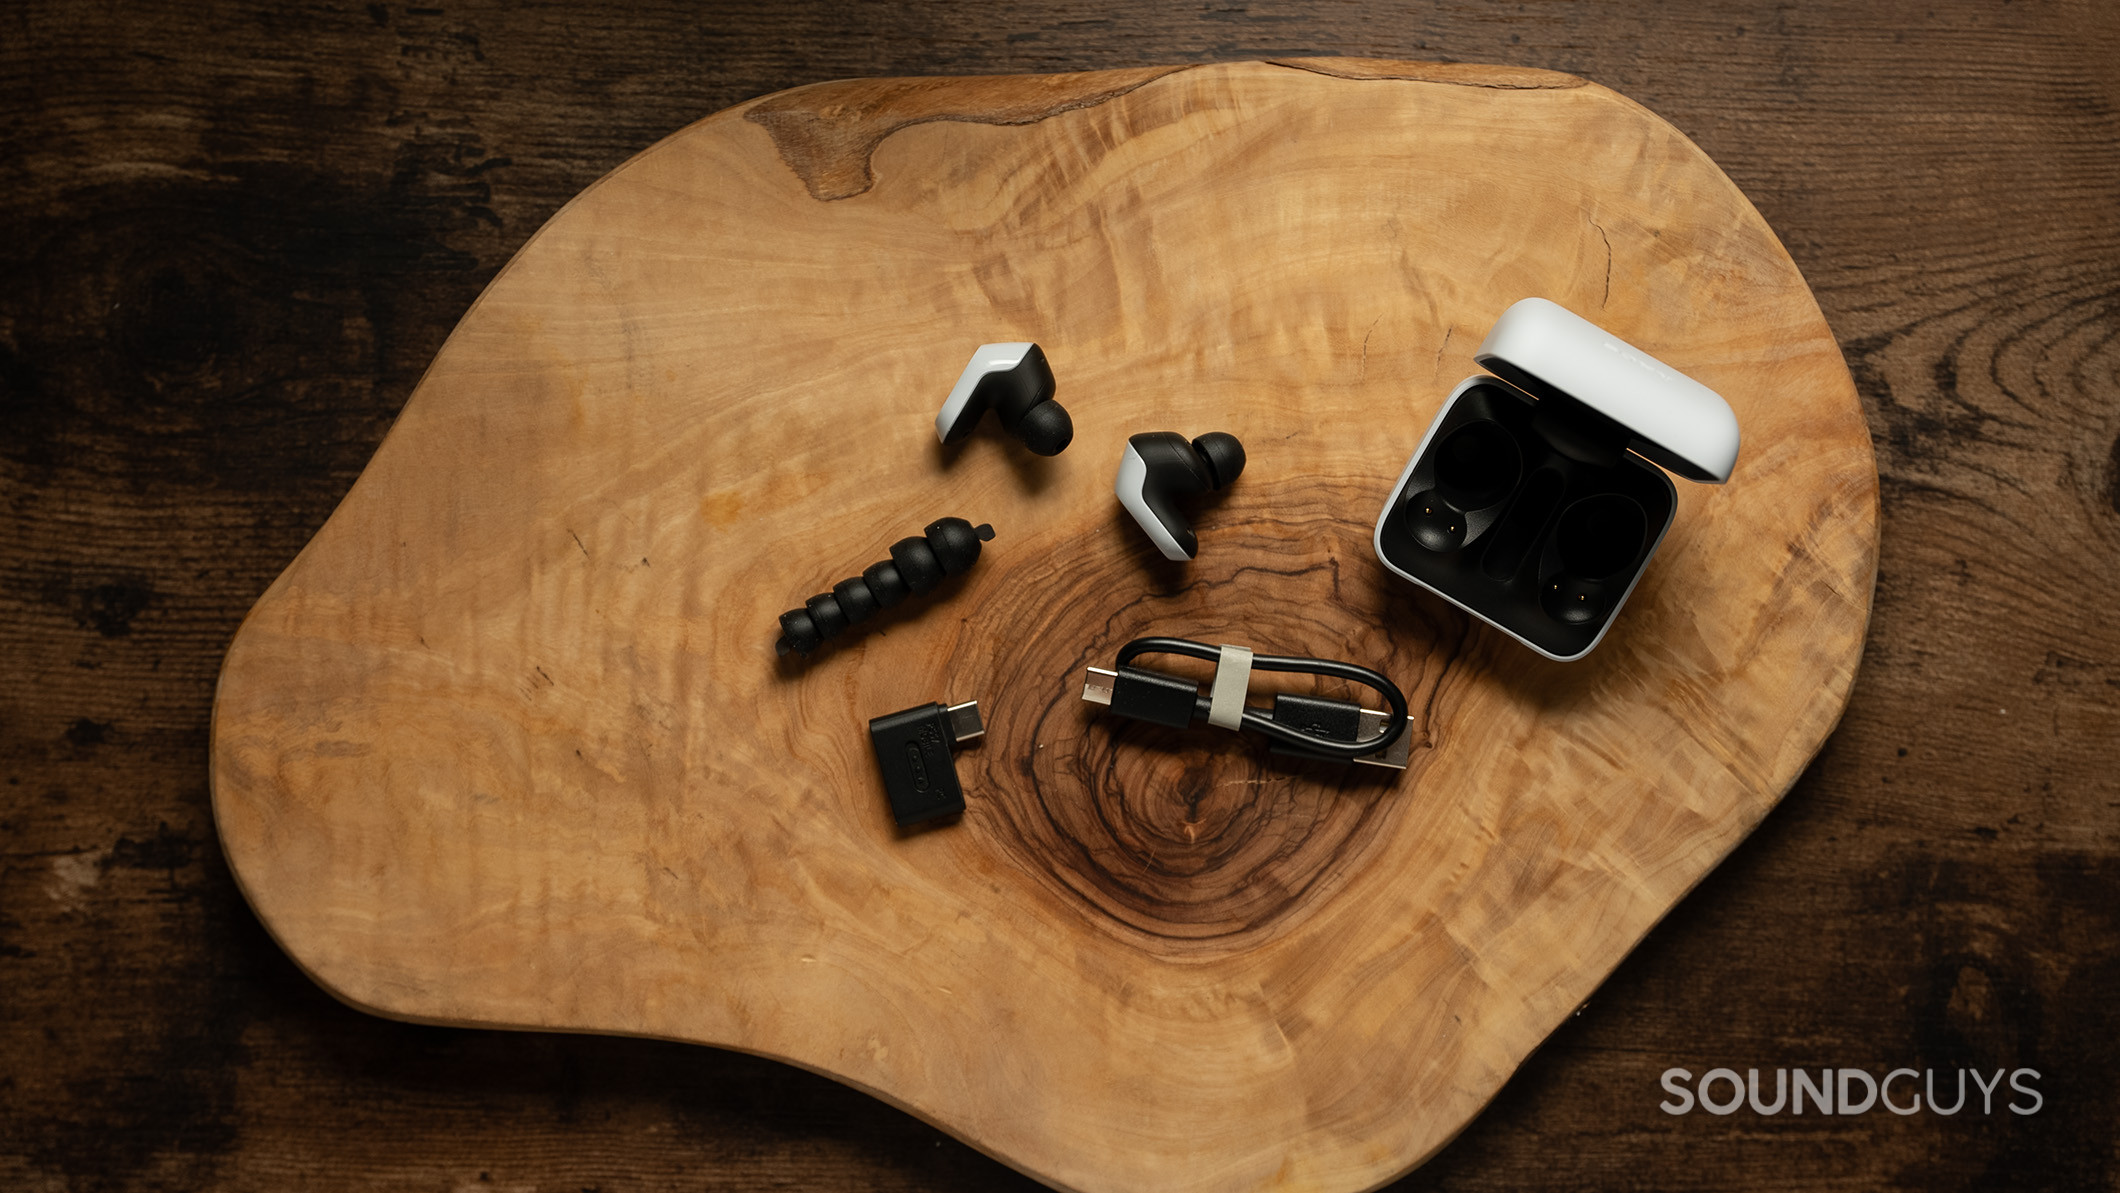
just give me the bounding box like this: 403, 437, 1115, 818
924, 517, 992, 576
777, 608, 822, 657
1191, 432, 1245, 488
804, 592, 849, 639
861, 560, 908, 609
1017, 401, 1074, 457
889, 536, 944, 595
831, 577, 879, 624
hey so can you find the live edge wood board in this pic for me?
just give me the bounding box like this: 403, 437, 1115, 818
209, 59, 1878, 1193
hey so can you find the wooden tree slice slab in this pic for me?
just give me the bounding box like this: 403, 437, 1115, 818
211, 59, 1878, 1193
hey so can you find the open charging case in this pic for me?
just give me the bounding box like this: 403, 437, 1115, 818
1373, 298, 1741, 661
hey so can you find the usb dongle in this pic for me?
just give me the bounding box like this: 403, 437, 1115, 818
868, 700, 984, 827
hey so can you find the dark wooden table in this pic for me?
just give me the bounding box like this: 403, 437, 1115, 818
4, 3, 2115, 1190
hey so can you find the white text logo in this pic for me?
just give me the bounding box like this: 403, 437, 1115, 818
1659, 1068, 2041, 1116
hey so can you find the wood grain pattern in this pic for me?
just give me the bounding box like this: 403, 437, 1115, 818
745, 65, 1188, 199
203, 59, 1875, 1192
5, 3, 2117, 1192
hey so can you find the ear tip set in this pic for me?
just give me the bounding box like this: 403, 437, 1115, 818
774, 516, 994, 659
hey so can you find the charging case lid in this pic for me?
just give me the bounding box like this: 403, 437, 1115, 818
1473, 298, 1740, 483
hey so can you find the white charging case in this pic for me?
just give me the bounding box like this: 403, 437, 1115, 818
1371, 298, 1740, 661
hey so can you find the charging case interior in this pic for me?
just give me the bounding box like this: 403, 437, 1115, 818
1372, 298, 1739, 661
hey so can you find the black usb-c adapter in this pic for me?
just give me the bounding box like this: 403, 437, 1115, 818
868, 700, 985, 826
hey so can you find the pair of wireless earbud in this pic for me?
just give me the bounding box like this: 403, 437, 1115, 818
782, 344, 1250, 657
940, 343, 1246, 561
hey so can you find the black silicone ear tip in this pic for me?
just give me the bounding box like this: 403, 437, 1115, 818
861, 560, 908, 609
890, 536, 944, 594
831, 577, 878, 625
804, 592, 849, 639
778, 515, 993, 659
1017, 401, 1073, 456
1191, 432, 1245, 488
923, 517, 987, 576
777, 608, 822, 656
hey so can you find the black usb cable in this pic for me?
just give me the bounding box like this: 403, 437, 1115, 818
1079, 636, 1413, 768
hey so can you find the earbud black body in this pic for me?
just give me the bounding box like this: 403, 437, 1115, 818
936, 343, 1072, 457
777, 517, 995, 658
1114, 430, 1246, 560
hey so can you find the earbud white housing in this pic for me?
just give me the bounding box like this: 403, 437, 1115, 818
1115, 441, 1187, 560
936, 343, 1036, 444
934, 342, 1071, 456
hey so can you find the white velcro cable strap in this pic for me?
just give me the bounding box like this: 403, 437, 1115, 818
1206, 644, 1254, 731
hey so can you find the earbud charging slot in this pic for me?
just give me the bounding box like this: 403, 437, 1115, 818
1433, 420, 1521, 511
1554, 494, 1647, 580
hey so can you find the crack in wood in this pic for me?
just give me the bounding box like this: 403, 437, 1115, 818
744, 58, 1584, 202
745, 66, 1191, 200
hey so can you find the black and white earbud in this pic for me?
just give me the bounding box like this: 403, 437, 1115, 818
935, 343, 1072, 457
1114, 431, 1246, 560
776, 517, 995, 658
